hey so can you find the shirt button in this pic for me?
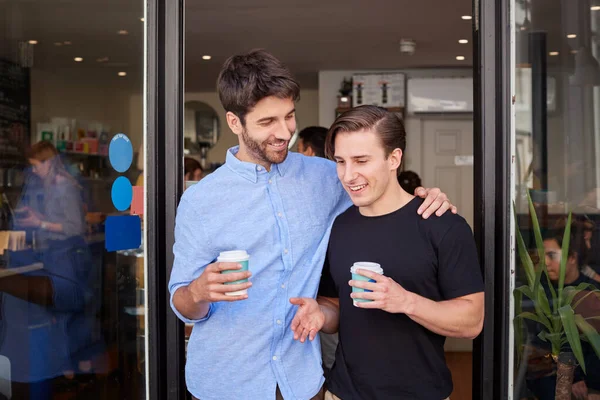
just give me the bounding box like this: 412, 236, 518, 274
272, 356, 278, 361
268, 179, 272, 184
276, 320, 282, 325
284, 249, 289, 254
257, 166, 262, 171
277, 212, 282, 218
281, 284, 285, 289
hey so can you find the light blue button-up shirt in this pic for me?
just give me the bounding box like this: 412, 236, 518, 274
169, 147, 351, 400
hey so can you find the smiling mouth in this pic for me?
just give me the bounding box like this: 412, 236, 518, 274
348, 184, 368, 192
268, 141, 288, 150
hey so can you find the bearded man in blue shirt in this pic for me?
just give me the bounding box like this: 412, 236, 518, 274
169, 49, 457, 400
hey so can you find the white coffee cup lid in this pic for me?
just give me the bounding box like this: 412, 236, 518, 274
217, 250, 250, 262
350, 261, 383, 275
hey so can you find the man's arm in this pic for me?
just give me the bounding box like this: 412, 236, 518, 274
172, 262, 252, 321
289, 296, 340, 343
350, 272, 484, 339
318, 296, 340, 334
405, 292, 484, 339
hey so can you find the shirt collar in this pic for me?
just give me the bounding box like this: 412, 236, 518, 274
225, 146, 289, 182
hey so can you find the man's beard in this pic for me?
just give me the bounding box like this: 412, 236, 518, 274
240, 128, 289, 165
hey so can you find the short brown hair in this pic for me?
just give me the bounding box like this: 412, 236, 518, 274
325, 105, 406, 159
217, 49, 300, 125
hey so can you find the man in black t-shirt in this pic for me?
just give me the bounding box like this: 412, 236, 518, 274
289, 106, 485, 400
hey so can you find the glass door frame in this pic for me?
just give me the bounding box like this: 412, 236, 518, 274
146, 0, 186, 399
143, 0, 519, 398
472, 0, 513, 398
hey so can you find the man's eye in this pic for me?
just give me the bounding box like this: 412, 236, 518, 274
336, 160, 345, 164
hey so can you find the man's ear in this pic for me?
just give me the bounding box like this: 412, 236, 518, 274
305, 146, 315, 157
389, 148, 403, 171
226, 112, 243, 136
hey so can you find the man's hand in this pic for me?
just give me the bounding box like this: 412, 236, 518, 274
572, 380, 588, 400
289, 297, 325, 343
349, 269, 414, 314
414, 187, 458, 219
188, 262, 252, 303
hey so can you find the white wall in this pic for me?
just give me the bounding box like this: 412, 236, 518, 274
318, 69, 473, 129
318, 69, 473, 173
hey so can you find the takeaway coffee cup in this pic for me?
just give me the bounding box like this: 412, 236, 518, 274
217, 250, 250, 296
350, 262, 384, 306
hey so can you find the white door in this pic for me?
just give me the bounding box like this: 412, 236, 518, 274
418, 118, 474, 355
420, 118, 474, 229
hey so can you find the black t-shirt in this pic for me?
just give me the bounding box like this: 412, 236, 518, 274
319, 197, 484, 400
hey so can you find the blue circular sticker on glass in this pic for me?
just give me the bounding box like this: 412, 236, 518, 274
109, 133, 133, 173
111, 176, 133, 211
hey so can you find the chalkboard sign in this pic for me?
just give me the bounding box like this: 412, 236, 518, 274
0, 59, 30, 168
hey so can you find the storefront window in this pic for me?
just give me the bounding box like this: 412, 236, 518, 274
0, 1, 148, 399
512, 1, 600, 398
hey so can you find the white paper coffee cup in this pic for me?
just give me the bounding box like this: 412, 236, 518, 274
350, 262, 384, 306
217, 250, 250, 296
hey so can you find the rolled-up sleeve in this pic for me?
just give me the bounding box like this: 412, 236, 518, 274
169, 193, 216, 324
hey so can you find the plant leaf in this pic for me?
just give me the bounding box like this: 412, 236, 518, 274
515, 285, 534, 300
557, 213, 573, 308
526, 191, 545, 272
572, 289, 600, 312
558, 305, 587, 374
562, 284, 598, 307
515, 311, 553, 332
575, 314, 600, 359
513, 203, 536, 288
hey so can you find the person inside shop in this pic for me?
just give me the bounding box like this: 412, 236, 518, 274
297, 126, 327, 158
0, 140, 103, 399
184, 157, 204, 183
397, 170, 422, 197
571, 216, 600, 283
523, 232, 600, 400
289, 106, 484, 400
168, 49, 457, 400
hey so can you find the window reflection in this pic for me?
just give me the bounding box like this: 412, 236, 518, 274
513, 1, 600, 399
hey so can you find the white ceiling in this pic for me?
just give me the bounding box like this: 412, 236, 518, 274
1, 0, 474, 91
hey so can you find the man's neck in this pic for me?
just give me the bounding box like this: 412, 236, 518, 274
359, 183, 414, 217
235, 146, 272, 171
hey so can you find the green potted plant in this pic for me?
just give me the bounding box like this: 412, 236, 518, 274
514, 192, 600, 399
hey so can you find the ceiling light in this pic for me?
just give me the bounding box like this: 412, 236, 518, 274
567, 34, 577, 39
118, 72, 127, 77
202, 55, 212, 60
571, 50, 579, 54
96, 57, 109, 63
54, 42, 63, 46
592, 6, 600, 11
140, 17, 144, 22
74, 57, 83, 62
64, 41, 72, 45
458, 39, 469, 44
549, 51, 559, 56
28, 40, 38, 45
461, 15, 472, 20
118, 30, 129, 35
456, 56, 466, 61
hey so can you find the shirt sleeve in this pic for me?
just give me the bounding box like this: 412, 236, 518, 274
436, 219, 484, 300
318, 253, 338, 298
168, 193, 216, 324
